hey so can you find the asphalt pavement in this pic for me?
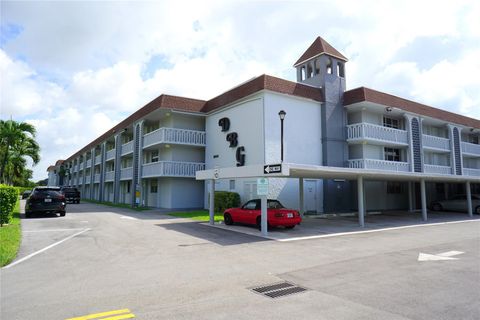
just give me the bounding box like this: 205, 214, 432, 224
1, 201, 479, 320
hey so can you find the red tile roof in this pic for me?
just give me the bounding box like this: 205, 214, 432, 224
294, 36, 348, 66
344, 87, 480, 129
46, 165, 55, 172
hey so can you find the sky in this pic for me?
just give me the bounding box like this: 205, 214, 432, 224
1, 0, 479, 182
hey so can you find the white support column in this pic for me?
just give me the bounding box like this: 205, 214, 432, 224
357, 176, 365, 227
299, 178, 304, 218
408, 182, 414, 212
209, 180, 215, 225
261, 195, 268, 236
420, 179, 427, 221
466, 181, 473, 217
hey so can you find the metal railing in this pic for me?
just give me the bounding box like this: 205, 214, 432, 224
347, 123, 408, 145
85, 176, 91, 184
106, 149, 115, 161
348, 159, 410, 172
86, 159, 92, 168
422, 134, 450, 151
142, 161, 205, 178
143, 127, 206, 148
463, 168, 480, 176
105, 171, 115, 182
424, 164, 452, 175
121, 141, 134, 155
461, 142, 480, 156
95, 155, 101, 164
94, 174, 100, 183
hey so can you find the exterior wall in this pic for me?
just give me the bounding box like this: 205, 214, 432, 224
364, 181, 409, 211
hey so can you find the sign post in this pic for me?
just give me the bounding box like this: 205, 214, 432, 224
257, 177, 269, 236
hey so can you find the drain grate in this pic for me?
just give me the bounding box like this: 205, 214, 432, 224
250, 281, 308, 299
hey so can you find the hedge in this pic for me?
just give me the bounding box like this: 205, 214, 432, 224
15, 186, 33, 196
214, 191, 240, 212
0, 185, 19, 226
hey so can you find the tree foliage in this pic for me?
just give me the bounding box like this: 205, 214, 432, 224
0, 120, 40, 185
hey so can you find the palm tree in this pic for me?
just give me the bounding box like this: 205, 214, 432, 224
0, 120, 40, 184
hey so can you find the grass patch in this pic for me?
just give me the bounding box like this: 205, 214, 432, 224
83, 199, 150, 211
169, 210, 224, 222
0, 199, 21, 267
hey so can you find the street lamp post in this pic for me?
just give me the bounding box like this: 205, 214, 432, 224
278, 110, 286, 162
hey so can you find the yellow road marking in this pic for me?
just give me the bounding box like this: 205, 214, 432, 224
65, 308, 134, 320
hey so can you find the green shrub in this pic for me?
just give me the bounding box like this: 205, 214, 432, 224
214, 191, 240, 212
0, 185, 19, 226
14, 186, 33, 197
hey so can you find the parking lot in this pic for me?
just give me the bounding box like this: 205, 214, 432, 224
1, 201, 479, 320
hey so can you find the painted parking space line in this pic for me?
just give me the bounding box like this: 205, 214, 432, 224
23, 228, 86, 233
120, 216, 138, 220
65, 308, 135, 320
2, 228, 91, 269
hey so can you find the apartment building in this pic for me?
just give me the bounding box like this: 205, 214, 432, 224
47, 36, 480, 213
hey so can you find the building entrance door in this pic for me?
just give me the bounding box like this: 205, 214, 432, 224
305, 180, 317, 213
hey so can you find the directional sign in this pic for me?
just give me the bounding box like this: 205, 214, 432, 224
257, 178, 269, 195
418, 250, 464, 262
264, 164, 282, 174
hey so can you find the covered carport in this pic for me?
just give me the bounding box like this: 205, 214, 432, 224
196, 163, 480, 236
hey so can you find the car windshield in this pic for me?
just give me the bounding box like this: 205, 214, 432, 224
267, 200, 284, 209
34, 189, 61, 197
62, 188, 77, 192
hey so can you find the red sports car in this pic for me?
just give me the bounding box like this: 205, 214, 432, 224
223, 199, 301, 229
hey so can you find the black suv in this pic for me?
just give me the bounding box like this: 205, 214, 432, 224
60, 186, 81, 203
25, 187, 66, 218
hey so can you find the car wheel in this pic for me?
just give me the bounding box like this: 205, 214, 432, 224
60, 211, 66, 217
224, 213, 233, 225
475, 206, 480, 215
432, 203, 443, 211
285, 225, 295, 229
25, 211, 31, 218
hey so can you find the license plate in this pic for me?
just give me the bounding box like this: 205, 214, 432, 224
44, 198, 52, 203
287, 213, 293, 218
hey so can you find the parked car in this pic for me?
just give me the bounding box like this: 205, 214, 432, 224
60, 186, 81, 203
431, 194, 480, 214
21, 190, 32, 199
25, 187, 66, 218
223, 199, 302, 230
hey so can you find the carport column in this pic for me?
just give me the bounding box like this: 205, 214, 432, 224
299, 178, 304, 218
113, 133, 122, 204
209, 180, 215, 225
89, 149, 95, 199
408, 182, 414, 212
420, 179, 427, 221
357, 176, 365, 227
261, 195, 268, 236
466, 181, 473, 217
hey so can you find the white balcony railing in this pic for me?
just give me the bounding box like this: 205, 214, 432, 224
347, 123, 408, 146
85, 176, 91, 184
424, 164, 452, 175
143, 127, 206, 148
94, 174, 100, 183
463, 168, 480, 176
95, 155, 101, 164
142, 161, 205, 178
422, 134, 450, 151
348, 159, 410, 172
120, 167, 133, 180
106, 149, 115, 160
86, 159, 92, 168
121, 141, 134, 156
461, 142, 480, 156
105, 171, 115, 182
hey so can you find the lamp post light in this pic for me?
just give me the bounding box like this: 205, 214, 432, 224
278, 110, 286, 162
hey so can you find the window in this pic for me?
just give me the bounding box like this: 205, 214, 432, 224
387, 182, 403, 194
151, 150, 159, 163
468, 135, 479, 144
229, 180, 235, 190
384, 147, 401, 162
151, 180, 158, 193
126, 181, 131, 193
383, 116, 400, 129
243, 201, 257, 210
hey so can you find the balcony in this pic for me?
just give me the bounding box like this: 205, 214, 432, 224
422, 134, 450, 152
105, 171, 115, 182
120, 167, 133, 180
121, 141, 134, 156
143, 127, 206, 148
86, 159, 92, 168
463, 168, 480, 177
142, 161, 205, 178
106, 149, 115, 161
347, 123, 408, 146
95, 155, 101, 164
85, 176, 91, 184
348, 159, 410, 172
424, 164, 452, 175
461, 142, 480, 157
94, 174, 100, 183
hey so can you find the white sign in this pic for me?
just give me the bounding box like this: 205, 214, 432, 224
257, 177, 269, 196
264, 164, 281, 174
418, 250, 464, 262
